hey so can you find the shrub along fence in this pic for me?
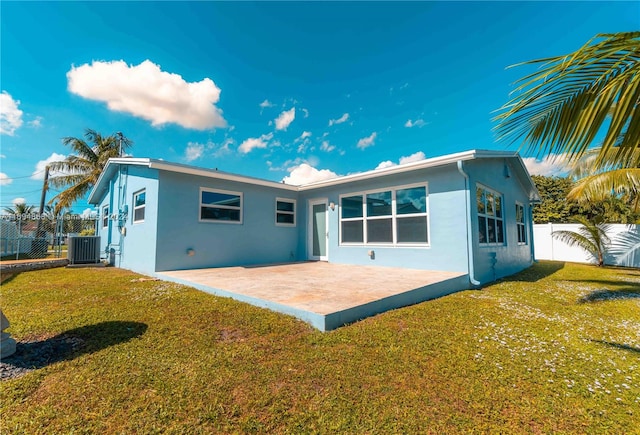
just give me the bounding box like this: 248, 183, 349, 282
533, 223, 640, 267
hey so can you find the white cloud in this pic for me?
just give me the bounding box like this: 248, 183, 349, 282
67, 60, 226, 130
375, 151, 426, 170
522, 155, 569, 176
328, 113, 349, 126
31, 153, 68, 180
12, 197, 26, 205
320, 140, 335, 152
375, 161, 395, 170
282, 163, 339, 185
259, 99, 274, 109
238, 132, 273, 154
28, 116, 43, 128
399, 151, 426, 165
275, 107, 296, 131
298, 131, 311, 141
0, 91, 23, 136
184, 142, 205, 162
81, 208, 98, 218
301, 108, 309, 118
357, 132, 377, 150
0, 172, 12, 186
405, 118, 426, 128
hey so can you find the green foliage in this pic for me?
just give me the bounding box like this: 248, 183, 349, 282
79, 228, 95, 236
48, 129, 132, 214
495, 32, 640, 167
532, 175, 640, 224
1, 264, 639, 433
552, 217, 611, 266
531, 175, 575, 223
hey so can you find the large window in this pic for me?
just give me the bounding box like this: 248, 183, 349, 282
275, 198, 296, 226
102, 205, 109, 228
516, 202, 526, 244
133, 189, 146, 223
476, 185, 504, 245
340, 184, 428, 245
200, 188, 242, 223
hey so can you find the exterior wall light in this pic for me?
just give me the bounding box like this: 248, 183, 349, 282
186, 248, 195, 256
329, 202, 336, 211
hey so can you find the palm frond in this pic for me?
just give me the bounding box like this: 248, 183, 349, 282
608, 228, 640, 266
552, 230, 598, 253
568, 168, 640, 204
494, 32, 640, 167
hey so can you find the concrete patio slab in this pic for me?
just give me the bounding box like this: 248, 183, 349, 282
157, 262, 469, 331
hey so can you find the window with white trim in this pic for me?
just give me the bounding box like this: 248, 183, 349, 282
516, 202, 526, 244
340, 184, 428, 245
132, 189, 146, 223
275, 198, 296, 226
102, 205, 109, 228
200, 188, 242, 223
476, 185, 504, 245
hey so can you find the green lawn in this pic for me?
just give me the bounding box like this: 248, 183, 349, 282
1, 262, 639, 434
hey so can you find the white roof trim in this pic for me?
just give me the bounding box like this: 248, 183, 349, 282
297, 149, 518, 190
89, 150, 538, 204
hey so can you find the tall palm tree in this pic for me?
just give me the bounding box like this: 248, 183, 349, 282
494, 32, 640, 168
3, 202, 35, 217
552, 217, 611, 266
48, 129, 132, 214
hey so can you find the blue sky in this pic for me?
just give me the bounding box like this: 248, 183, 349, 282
1, 1, 638, 215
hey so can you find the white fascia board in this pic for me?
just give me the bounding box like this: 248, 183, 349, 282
297, 149, 517, 190
148, 160, 298, 191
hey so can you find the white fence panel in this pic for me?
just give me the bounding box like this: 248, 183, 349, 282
533, 223, 640, 267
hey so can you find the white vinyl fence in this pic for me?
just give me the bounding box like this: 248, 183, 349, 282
534, 223, 640, 268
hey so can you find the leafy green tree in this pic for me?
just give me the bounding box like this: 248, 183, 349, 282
532, 175, 640, 224
48, 129, 132, 214
552, 217, 611, 266
531, 175, 575, 223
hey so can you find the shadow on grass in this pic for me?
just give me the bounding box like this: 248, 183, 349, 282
2, 321, 147, 370
501, 261, 565, 283
578, 287, 640, 303
0, 271, 19, 285
590, 339, 640, 354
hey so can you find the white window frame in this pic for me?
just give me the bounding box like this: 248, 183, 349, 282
132, 189, 146, 224
275, 197, 296, 227
199, 187, 243, 224
338, 182, 429, 247
476, 184, 505, 246
102, 204, 109, 228
516, 202, 527, 245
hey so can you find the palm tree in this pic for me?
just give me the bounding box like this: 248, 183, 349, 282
494, 32, 640, 169
552, 217, 611, 266
48, 129, 132, 214
567, 146, 640, 212
3, 202, 35, 217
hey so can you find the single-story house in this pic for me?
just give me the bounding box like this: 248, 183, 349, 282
88, 150, 540, 289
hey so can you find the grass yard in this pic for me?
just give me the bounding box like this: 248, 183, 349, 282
1, 262, 639, 434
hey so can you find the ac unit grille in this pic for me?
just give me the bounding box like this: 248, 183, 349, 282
68, 236, 101, 264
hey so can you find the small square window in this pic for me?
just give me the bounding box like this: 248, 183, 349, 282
275, 198, 296, 226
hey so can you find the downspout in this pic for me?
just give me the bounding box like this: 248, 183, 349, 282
457, 160, 481, 286
528, 203, 536, 262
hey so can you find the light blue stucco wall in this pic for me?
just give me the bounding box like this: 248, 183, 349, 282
95, 165, 159, 275
154, 171, 299, 271
465, 158, 535, 283
297, 164, 471, 273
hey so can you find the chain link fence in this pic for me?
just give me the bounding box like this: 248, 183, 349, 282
1, 214, 98, 261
